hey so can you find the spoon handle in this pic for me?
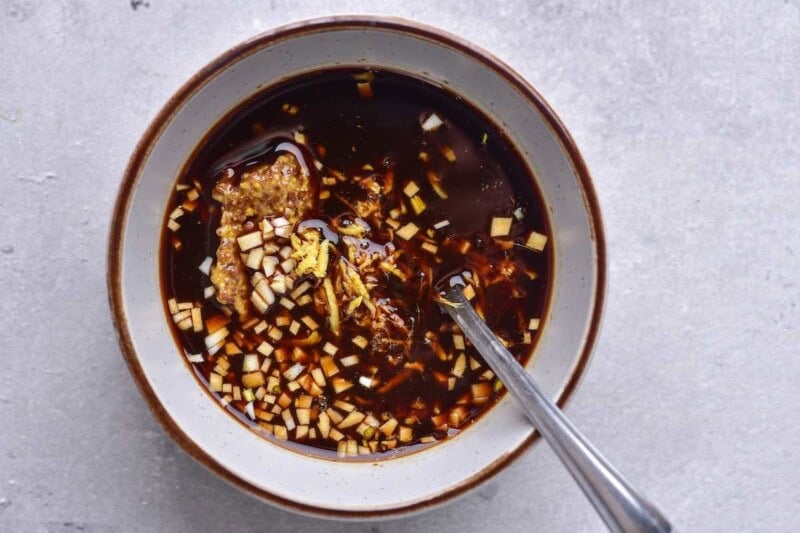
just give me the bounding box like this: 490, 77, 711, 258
444, 285, 671, 533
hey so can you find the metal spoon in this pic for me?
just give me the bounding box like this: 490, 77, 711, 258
441, 279, 671, 533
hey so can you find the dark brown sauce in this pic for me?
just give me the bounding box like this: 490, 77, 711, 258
161, 69, 552, 459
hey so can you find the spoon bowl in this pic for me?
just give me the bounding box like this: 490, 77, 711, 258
441, 280, 671, 533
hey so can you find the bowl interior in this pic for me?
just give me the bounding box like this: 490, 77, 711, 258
112, 18, 603, 517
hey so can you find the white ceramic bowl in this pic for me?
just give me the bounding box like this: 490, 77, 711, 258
108, 16, 605, 519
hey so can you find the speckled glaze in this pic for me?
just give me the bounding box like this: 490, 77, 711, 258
108, 16, 605, 519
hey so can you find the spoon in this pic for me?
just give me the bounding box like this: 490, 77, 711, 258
441, 279, 671, 533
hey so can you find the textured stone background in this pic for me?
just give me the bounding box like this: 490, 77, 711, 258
1, 1, 798, 531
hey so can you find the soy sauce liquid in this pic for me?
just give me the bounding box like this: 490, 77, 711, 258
162, 69, 552, 459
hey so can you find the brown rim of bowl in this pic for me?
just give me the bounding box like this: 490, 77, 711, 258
107, 15, 607, 520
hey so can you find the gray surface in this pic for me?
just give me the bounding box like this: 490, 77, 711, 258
1, 1, 798, 531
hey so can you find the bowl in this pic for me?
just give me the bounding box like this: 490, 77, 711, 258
108, 15, 605, 519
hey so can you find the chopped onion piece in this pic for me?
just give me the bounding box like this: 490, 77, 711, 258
274, 225, 292, 239
452, 353, 467, 377
260, 358, 272, 373
379, 417, 398, 437
169, 206, 184, 220
283, 363, 306, 381
242, 371, 265, 389
256, 341, 274, 357
396, 222, 420, 240
490, 217, 513, 237
300, 315, 319, 330
525, 231, 548, 252
250, 290, 270, 314
403, 181, 420, 197
261, 256, 279, 277
472, 382, 493, 405
260, 218, 274, 235
246, 248, 265, 270
208, 373, 223, 392
204, 327, 229, 349
191, 308, 203, 333
358, 375, 375, 389
453, 334, 465, 351
338, 411, 366, 429
326, 408, 344, 425
296, 408, 311, 426
398, 426, 413, 443
311, 367, 326, 387
295, 395, 313, 409
290, 281, 311, 300
513, 207, 524, 220
186, 353, 204, 363
334, 400, 355, 412
320, 356, 339, 377
198, 256, 213, 276
421, 113, 443, 131
352, 335, 369, 349
268, 327, 284, 341
528, 318, 540, 330
317, 412, 331, 438
462, 285, 476, 300
433, 220, 450, 230
340, 355, 359, 367
237, 231, 263, 251
331, 377, 353, 394
171, 309, 191, 323
242, 354, 259, 373
281, 409, 296, 431
269, 275, 287, 295
207, 339, 225, 356
322, 342, 338, 356
203, 286, 216, 299
272, 216, 290, 228
274, 425, 288, 441
421, 242, 438, 254
224, 342, 241, 356
449, 406, 468, 427
167, 219, 180, 232
279, 257, 295, 274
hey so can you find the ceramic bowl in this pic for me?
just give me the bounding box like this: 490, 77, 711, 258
108, 16, 605, 519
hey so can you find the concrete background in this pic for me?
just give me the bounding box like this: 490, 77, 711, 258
1, 1, 798, 531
